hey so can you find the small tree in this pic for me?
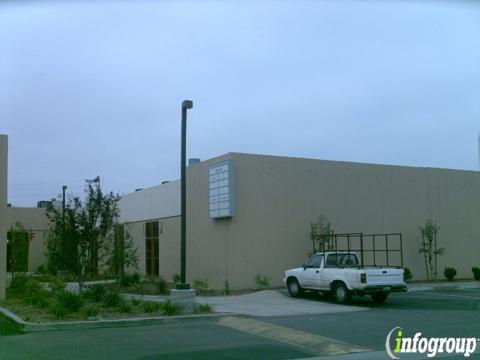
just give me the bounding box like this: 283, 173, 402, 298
105, 223, 139, 283
46, 177, 136, 291
418, 219, 444, 281
311, 215, 333, 253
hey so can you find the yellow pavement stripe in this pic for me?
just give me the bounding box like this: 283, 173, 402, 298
217, 316, 372, 357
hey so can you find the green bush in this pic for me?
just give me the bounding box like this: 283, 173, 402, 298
83, 284, 106, 302
118, 301, 132, 313
444, 267, 457, 281
192, 278, 209, 290
57, 291, 83, 312
157, 276, 169, 295
172, 273, 181, 284
143, 301, 162, 313
49, 279, 66, 294
193, 304, 212, 314
403, 268, 413, 281
83, 306, 99, 318
9, 274, 29, 293
35, 264, 47, 275
132, 273, 141, 284
254, 274, 270, 289
472, 267, 480, 281
50, 303, 68, 319
131, 298, 142, 306
103, 291, 122, 307
162, 300, 181, 316
121, 273, 141, 287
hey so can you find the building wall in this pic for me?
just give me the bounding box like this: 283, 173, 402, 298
6, 207, 50, 272
0, 135, 7, 299
186, 153, 480, 290
123, 216, 180, 280
119, 181, 180, 223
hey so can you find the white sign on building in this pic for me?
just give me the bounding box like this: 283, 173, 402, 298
209, 160, 235, 218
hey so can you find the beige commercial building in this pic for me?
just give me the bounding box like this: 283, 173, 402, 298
119, 152, 480, 290
0, 134, 8, 299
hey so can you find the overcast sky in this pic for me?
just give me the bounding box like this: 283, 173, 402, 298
1, 0, 479, 207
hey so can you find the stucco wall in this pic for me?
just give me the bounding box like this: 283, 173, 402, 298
124, 216, 180, 280
186, 153, 480, 290
6, 207, 50, 272
0, 135, 7, 299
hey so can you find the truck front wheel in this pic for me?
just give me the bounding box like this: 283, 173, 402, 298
287, 278, 303, 298
334, 282, 352, 304
371, 292, 389, 304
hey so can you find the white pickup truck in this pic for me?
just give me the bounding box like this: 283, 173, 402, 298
283, 252, 406, 304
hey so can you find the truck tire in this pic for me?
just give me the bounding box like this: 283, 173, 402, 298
334, 282, 352, 304
371, 292, 389, 304
287, 278, 303, 298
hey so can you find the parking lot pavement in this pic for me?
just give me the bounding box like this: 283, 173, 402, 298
197, 290, 367, 316
1, 288, 479, 359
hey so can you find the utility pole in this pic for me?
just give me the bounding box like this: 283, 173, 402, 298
177, 100, 193, 290
62, 185, 67, 262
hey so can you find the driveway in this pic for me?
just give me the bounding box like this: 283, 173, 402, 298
197, 290, 366, 317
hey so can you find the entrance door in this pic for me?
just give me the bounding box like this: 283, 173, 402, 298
7, 229, 30, 273
145, 221, 159, 276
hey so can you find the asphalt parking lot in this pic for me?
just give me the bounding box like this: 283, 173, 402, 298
1, 287, 480, 359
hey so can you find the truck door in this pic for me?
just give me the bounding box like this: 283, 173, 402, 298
301, 254, 323, 289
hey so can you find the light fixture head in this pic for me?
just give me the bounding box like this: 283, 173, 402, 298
182, 100, 193, 109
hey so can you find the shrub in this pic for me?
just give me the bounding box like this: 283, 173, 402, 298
83, 306, 99, 318
50, 303, 67, 319
192, 278, 209, 290
57, 291, 83, 312
172, 273, 181, 284
49, 279, 66, 294
120, 273, 141, 287
118, 301, 132, 313
143, 301, 162, 313
472, 267, 480, 281
403, 268, 413, 281
35, 264, 47, 275
193, 304, 212, 314
162, 300, 181, 316
132, 273, 141, 284
83, 284, 106, 302
254, 274, 270, 289
103, 291, 122, 308
444, 267, 457, 281
131, 298, 141, 306
157, 276, 169, 295
9, 274, 29, 293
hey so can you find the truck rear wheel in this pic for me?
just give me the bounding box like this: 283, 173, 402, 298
334, 282, 352, 304
371, 292, 389, 304
287, 278, 303, 298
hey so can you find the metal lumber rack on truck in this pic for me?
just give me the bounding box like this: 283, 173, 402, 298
312, 232, 404, 268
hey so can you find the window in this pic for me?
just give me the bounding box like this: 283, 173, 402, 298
326, 253, 359, 267
306, 254, 323, 268
145, 221, 159, 276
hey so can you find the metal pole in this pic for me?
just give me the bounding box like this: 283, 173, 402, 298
62, 185, 67, 267
178, 100, 193, 290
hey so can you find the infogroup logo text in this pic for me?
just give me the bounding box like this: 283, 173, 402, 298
385, 327, 479, 359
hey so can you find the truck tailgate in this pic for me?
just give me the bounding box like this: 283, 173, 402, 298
366, 268, 404, 286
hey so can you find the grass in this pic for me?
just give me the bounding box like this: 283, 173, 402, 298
0, 313, 22, 336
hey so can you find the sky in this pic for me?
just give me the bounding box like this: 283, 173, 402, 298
1, 0, 479, 207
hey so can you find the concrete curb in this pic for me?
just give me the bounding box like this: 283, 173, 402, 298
407, 281, 480, 292
0, 305, 233, 333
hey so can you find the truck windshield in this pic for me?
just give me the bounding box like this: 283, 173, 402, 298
326, 253, 359, 267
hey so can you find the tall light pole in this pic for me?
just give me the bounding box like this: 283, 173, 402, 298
177, 100, 193, 290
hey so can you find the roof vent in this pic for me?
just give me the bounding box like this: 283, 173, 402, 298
189, 158, 201, 166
